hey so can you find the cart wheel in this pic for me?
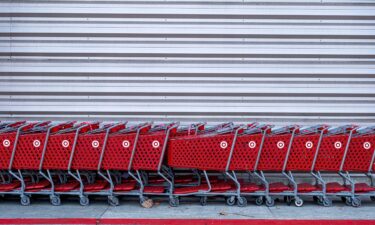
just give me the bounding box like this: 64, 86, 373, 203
284, 196, 292, 206
370, 196, 375, 202
255, 197, 264, 206
294, 197, 304, 207
20, 195, 30, 206
79, 196, 89, 206
313, 196, 318, 203
237, 196, 247, 207
108, 196, 119, 206
225, 196, 236, 206
344, 197, 352, 206
169, 197, 179, 207
322, 197, 332, 207
351, 197, 361, 207
140, 197, 153, 208
200, 196, 208, 206
50, 195, 61, 206
265, 197, 275, 207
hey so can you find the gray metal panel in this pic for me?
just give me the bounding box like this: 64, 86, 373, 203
1, 0, 374, 124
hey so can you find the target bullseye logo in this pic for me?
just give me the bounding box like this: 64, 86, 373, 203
248, 141, 256, 149
92, 140, 100, 148
220, 141, 228, 149
33, 140, 41, 148
305, 141, 313, 149
122, 140, 130, 148
363, 142, 371, 150
3, 139, 10, 147
334, 141, 342, 149
277, 141, 285, 149
61, 140, 70, 148
152, 140, 160, 148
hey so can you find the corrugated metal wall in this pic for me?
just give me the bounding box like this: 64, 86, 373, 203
1, 0, 375, 124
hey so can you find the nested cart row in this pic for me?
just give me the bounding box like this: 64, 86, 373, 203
0, 121, 374, 208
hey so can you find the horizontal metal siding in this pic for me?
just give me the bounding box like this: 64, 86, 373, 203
0, 0, 374, 124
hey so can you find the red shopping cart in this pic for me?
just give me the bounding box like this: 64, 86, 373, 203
338, 126, 375, 206
253, 125, 299, 207
283, 125, 329, 207
168, 123, 245, 207
311, 125, 358, 207
126, 122, 179, 207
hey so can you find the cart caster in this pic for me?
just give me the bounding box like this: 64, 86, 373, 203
237, 196, 247, 207
108, 196, 119, 206
265, 197, 275, 207
140, 197, 153, 208
284, 196, 292, 206
351, 197, 361, 207
169, 197, 179, 207
20, 195, 30, 206
79, 196, 89, 206
200, 196, 208, 206
343, 197, 352, 206
370, 196, 375, 202
313, 196, 318, 203
322, 197, 332, 207
50, 195, 61, 206
255, 197, 263, 206
225, 196, 236, 206
294, 197, 304, 207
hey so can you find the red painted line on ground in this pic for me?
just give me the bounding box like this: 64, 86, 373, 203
0, 218, 374, 225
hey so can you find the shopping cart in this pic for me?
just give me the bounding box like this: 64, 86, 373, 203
282, 124, 329, 207
228, 123, 272, 206
126, 122, 179, 207
0, 121, 27, 202
339, 125, 375, 206
98, 122, 152, 206
3, 121, 52, 205
311, 125, 358, 207
253, 125, 299, 207
167, 123, 246, 207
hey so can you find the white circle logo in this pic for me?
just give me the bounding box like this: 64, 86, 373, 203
277, 141, 285, 149
248, 141, 256, 149
62, 140, 69, 148
152, 140, 160, 148
334, 141, 342, 149
363, 142, 371, 150
220, 141, 228, 149
3, 139, 10, 147
92, 140, 100, 148
305, 141, 313, 149
122, 140, 130, 148
33, 140, 41, 148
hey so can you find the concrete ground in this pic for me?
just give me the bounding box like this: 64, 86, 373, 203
0, 195, 374, 221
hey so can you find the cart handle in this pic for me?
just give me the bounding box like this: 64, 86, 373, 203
299, 124, 330, 135
271, 125, 300, 135
356, 125, 375, 135
327, 124, 359, 135
50, 121, 76, 133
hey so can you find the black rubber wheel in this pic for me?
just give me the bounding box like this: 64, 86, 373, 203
50, 195, 61, 206
20, 195, 30, 206
108, 196, 119, 206
225, 196, 236, 206
294, 197, 304, 207
169, 197, 179, 207
351, 197, 361, 207
322, 197, 332, 207
200, 196, 207, 206
255, 197, 263, 206
79, 196, 89, 206
265, 197, 275, 207
237, 196, 247, 207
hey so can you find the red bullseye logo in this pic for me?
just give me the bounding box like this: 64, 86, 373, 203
92, 140, 100, 148
277, 141, 285, 149
122, 140, 130, 148
2, 139, 10, 147
363, 142, 371, 150
61, 140, 69, 148
305, 141, 313, 149
220, 141, 228, 149
248, 141, 256, 149
33, 140, 41, 148
334, 141, 342, 149
152, 140, 160, 148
